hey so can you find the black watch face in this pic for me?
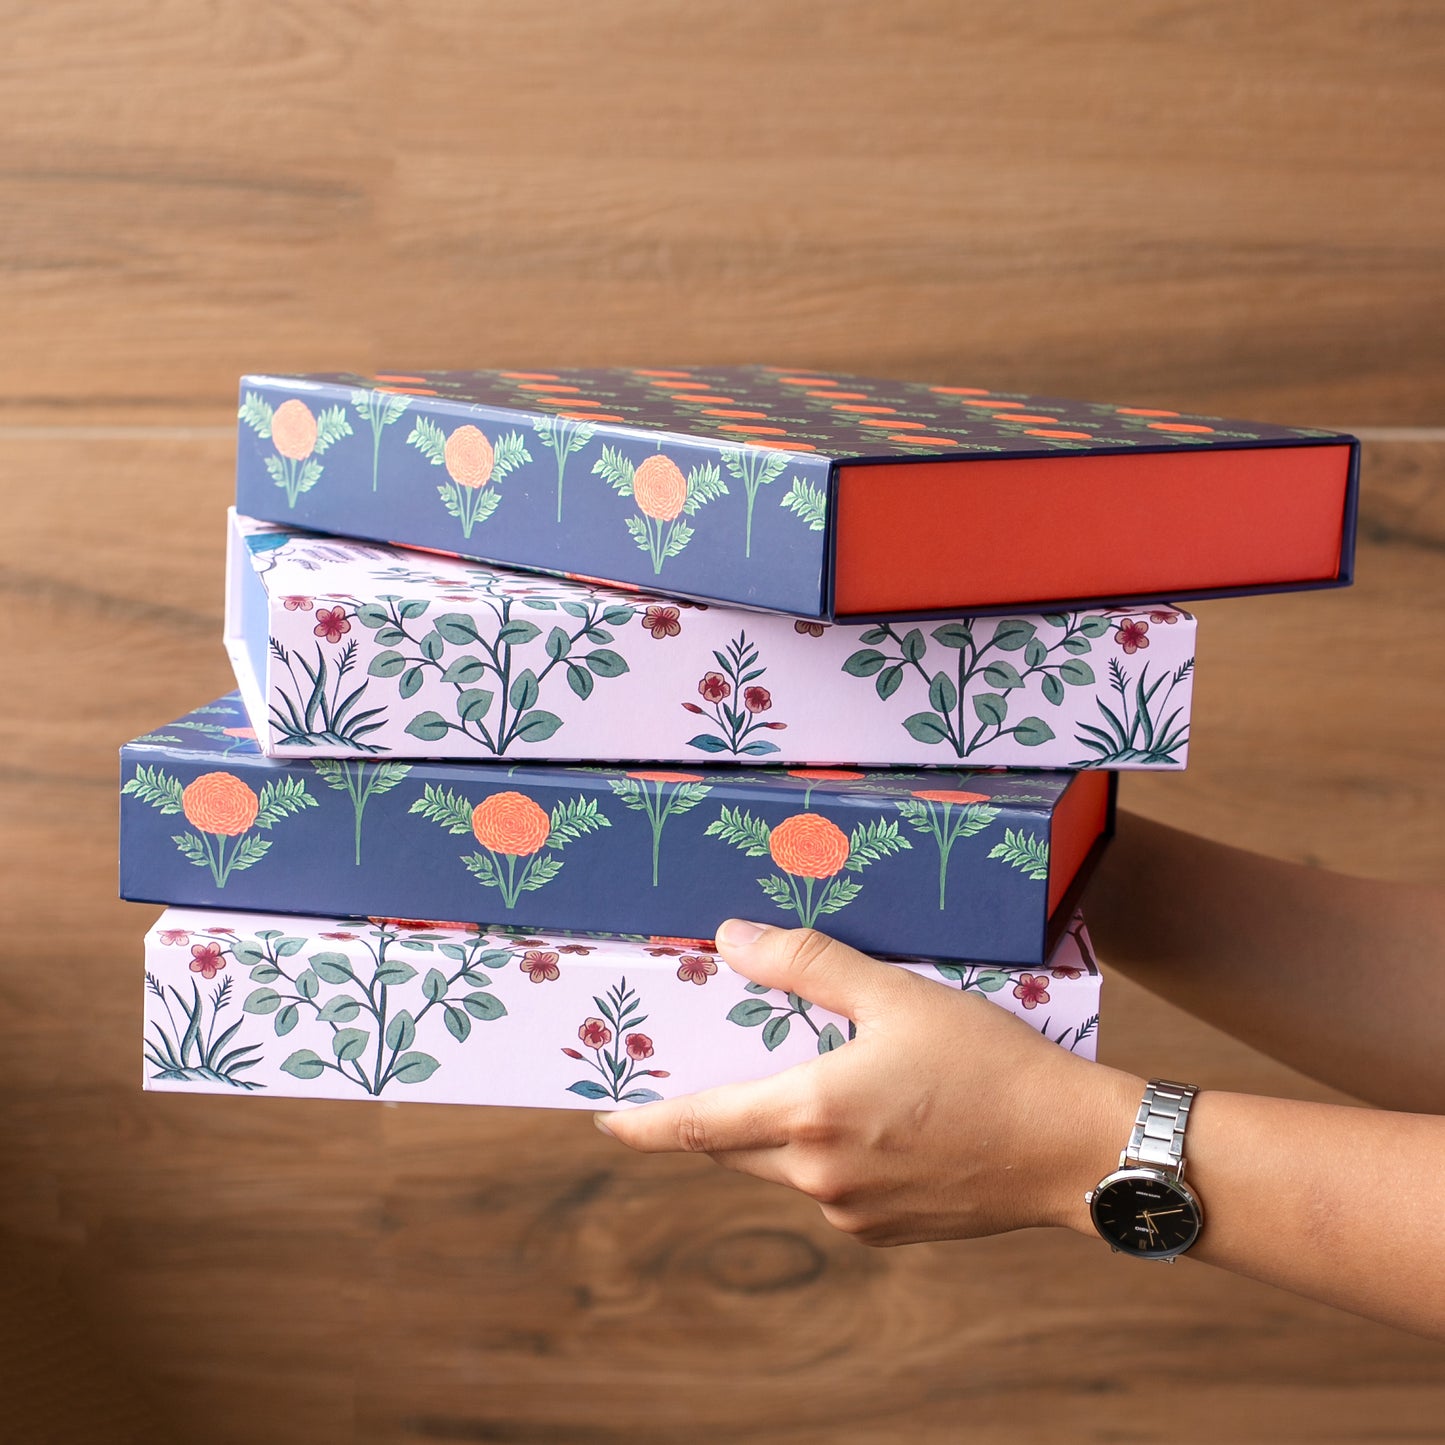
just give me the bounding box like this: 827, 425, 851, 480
1091, 1171, 1202, 1258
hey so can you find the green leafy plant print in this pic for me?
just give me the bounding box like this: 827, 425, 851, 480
532, 415, 597, 523
682, 631, 788, 756
929, 961, 1097, 1053
270, 608, 387, 751
608, 772, 712, 886
987, 828, 1050, 879
727, 981, 850, 1055
561, 978, 668, 1103
239, 392, 353, 507
311, 760, 413, 864
1073, 657, 1193, 765
705, 807, 910, 928
720, 447, 787, 556
842, 613, 1117, 758
780, 476, 828, 532
592, 444, 728, 573
355, 575, 635, 755
122, 765, 315, 886
351, 388, 412, 491
896, 788, 1002, 908
410, 785, 609, 909
408, 418, 532, 538
146, 965, 263, 1089
243, 922, 509, 1097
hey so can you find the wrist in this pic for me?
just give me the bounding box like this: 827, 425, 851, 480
1045, 1063, 1145, 1235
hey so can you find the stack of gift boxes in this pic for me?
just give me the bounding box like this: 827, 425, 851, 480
120, 368, 1357, 1107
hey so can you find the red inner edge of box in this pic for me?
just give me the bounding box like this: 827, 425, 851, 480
832, 445, 1352, 614
1048, 770, 1112, 918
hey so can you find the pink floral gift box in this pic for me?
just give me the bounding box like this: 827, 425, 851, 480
226, 510, 1196, 769
143, 908, 1102, 1108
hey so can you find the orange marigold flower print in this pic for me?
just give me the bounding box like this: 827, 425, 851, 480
787, 769, 864, 782
471, 791, 552, 856
642, 605, 682, 639
189, 942, 226, 979
911, 789, 990, 805
1114, 619, 1150, 654
632, 454, 688, 521
768, 814, 850, 879
271, 399, 318, 460
313, 607, 351, 643
1012, 974, 1050, 1010
182, 772, 260, 836
579, 1017, 612, 1050
676, 954, 717, 985
627, 771, 704, 783
521, 950, 561, 983
698, 672, 731, 703
625, 1032, 654, 1060
444, 424, 495, 488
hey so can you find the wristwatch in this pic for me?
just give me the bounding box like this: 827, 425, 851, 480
1086, 1078, 1204, 1262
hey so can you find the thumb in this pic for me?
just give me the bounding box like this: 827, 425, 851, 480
713, 920, 918, 1022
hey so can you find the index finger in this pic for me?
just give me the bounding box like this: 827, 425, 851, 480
594, 1068, 803, 1155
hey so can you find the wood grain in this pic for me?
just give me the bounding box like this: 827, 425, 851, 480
2, 1, 1442, 426
4, 2, 1445, 1437
1, 433, 1442, 1442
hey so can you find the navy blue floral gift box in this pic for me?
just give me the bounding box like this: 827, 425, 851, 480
119, 695, 1114, 967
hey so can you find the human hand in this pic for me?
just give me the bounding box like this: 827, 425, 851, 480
596, 920, 1142, 1247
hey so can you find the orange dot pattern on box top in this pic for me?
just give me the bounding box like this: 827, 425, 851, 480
182, 772, 260, 836
768, 813, 850, 879
471, 792, 552, 856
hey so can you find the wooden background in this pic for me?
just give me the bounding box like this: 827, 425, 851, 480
1, 3, 1442, 1440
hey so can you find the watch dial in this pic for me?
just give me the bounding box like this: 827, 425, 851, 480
1091, 1174, 1201, 1258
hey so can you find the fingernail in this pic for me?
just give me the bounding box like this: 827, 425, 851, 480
718, 918, 769, 948
593, 1113, 615, 1136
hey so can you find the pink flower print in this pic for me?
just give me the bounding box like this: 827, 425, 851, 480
1148, 609, 1179, 625
158, 929, 189, 946
793, 620, 826, 637
319, 931, 357, 940
743, 686, 772, 713
645, 946, 683, 957
313, 607, 351, 644
625, 1033, 655, 1060
189, 943, 226, 979
555, 944, 594, 955
521, 950, 561, 983
209, 926, 237, 935
578, 1017, 612, 1050
1114, 619, 1149, 654
1012, 974, 1050, 1010
282, 596, 313, 611
642, 605, 682, 640
561, 1048, 584, 1060
698, 672, 731, 703
676, 954, 718, 986
1051, 964, 1083, 980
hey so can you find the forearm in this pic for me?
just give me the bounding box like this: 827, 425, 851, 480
1060, 1080, 1445, 1338
1087, 811, 1445, 1111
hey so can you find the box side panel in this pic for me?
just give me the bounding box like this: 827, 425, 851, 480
235, 377, 832, 617
833, 441, 1355, 617
140, 908, 1102, 1108
119, 750, 1082, 965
